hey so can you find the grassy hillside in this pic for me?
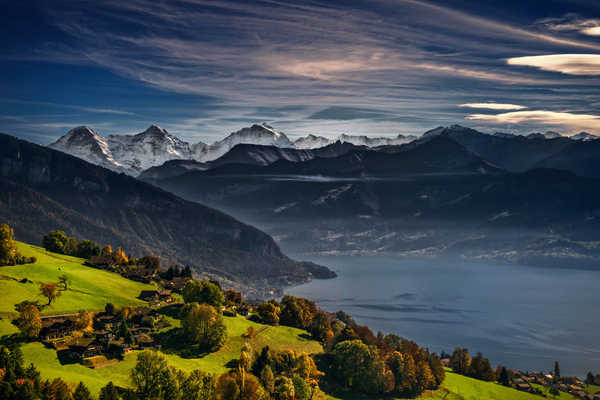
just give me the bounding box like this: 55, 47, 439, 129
0, 243, 322, 395
20, 315, 321, 395
0, 242, 155, 319
326, 371, 577, 400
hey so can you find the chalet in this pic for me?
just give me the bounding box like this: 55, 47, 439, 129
67, 337, 104, 360
139, 289, 173, 303
126, 267, 158, 283
40, 319, 76, 340
95, 314, 119, 330
136, 334, 160, 350
165, 277, 189, 293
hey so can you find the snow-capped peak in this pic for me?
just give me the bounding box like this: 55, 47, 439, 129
293, 134, 333, 149
49, 126, 121, 171
571, 131, 599, 141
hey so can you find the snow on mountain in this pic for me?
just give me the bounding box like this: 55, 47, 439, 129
293, 134, 332, 149
337, 133, 417, 147
48, 126, 127, 173
571, 131, 599, 141
107, 125, 195, 173
50, 125, 199, 175
194, 123, 294, 162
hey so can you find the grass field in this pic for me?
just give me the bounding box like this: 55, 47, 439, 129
325, 371, 578, 400
586, 384, 600, 395
19, 315, 321, 395
0, 242, 155, 320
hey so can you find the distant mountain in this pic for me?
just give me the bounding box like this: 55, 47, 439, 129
50, 125, 200, 176
186, 136, 501, 177
138, 159, 210, 181
338, 133, 417, 147
416, 125, 573, 172
0, 133, 334, 291
293, 134, 332, 149
533, 139, 600, 178
194, 124, 294, 162
571, 132, 599, 141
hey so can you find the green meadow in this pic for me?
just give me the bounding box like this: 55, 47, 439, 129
0, 242, 154, 319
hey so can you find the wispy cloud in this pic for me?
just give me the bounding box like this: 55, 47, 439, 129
466, 110, 600, 133
536, 14, 600, 37
460, 103, 526, 110
507, 54, 600, 75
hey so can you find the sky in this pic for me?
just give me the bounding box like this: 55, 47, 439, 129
1, 0, 600, 144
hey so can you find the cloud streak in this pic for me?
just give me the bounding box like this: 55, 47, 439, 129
507, 54, 600, 75
460, 103, 526, 110
466, 110, 600, 133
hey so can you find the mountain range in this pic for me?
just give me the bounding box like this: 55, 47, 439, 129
0, 132, 334, 295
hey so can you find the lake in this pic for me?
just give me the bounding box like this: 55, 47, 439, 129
286, 255, 600, 377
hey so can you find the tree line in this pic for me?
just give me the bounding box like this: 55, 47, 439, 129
0, 224, 36, 266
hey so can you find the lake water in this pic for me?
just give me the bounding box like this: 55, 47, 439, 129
286, 255, 600, 377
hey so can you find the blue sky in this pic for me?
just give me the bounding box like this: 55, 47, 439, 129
2, 0, 600, 144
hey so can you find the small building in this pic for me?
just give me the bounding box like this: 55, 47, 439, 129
440, 358, 450, 367
40, 319, 76, 340
516, 383, 530, 392
139, 289, 172, 303
165, 277, 189, 293
68, 337, 104, 360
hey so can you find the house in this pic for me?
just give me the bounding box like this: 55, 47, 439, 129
165, 277, 188, 293
139, 289, 172, 303
140, 290, 160, 301
516, 383, 530, 392
136, 334, 160, 350
67, 337, 104, 360
94, 314, 119, 330
126, 267, 158, 283
440, 358, 450, 368
40, 319, 76, 340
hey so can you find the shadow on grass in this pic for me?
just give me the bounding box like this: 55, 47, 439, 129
154, 328, 211, 359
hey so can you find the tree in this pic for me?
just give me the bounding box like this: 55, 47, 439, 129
0, 224, 18, 266
309, 310, 331, 342
101, 245, 113, 257
58, 274, 70, 290
180, 303, 227, 351
64, 236, 79, 256
428, 354, 445, 387
498, 366, 510, 386
73, 381, 93, 400
43, 230, 68, 254
16, 304, 41, 338
449, 348, 471, 375
554, 361, 560, 379
387, 351, 417, 395
274, 376, 295, 400
331, 340, 376, 391
99, 381, 120, 400
40, 283, 61, 305
112, 247, 128, 265
292, 376, 311, 400
131, 351, 169, 399
468, 352, 495, 381
183, 280, 225, 308
256, 302, 280, 325
75, 310, 93, 330
181, 369, 215, 400
105, 303, 116, 315
586, 371, 595, 385
549, 385, 560, 398
138, 255, 160, 271
76, 240, 100, 259
216, 373, 240, 400
260, 365, 275, 393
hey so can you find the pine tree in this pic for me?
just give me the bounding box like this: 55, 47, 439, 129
73, 382, 93, 400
